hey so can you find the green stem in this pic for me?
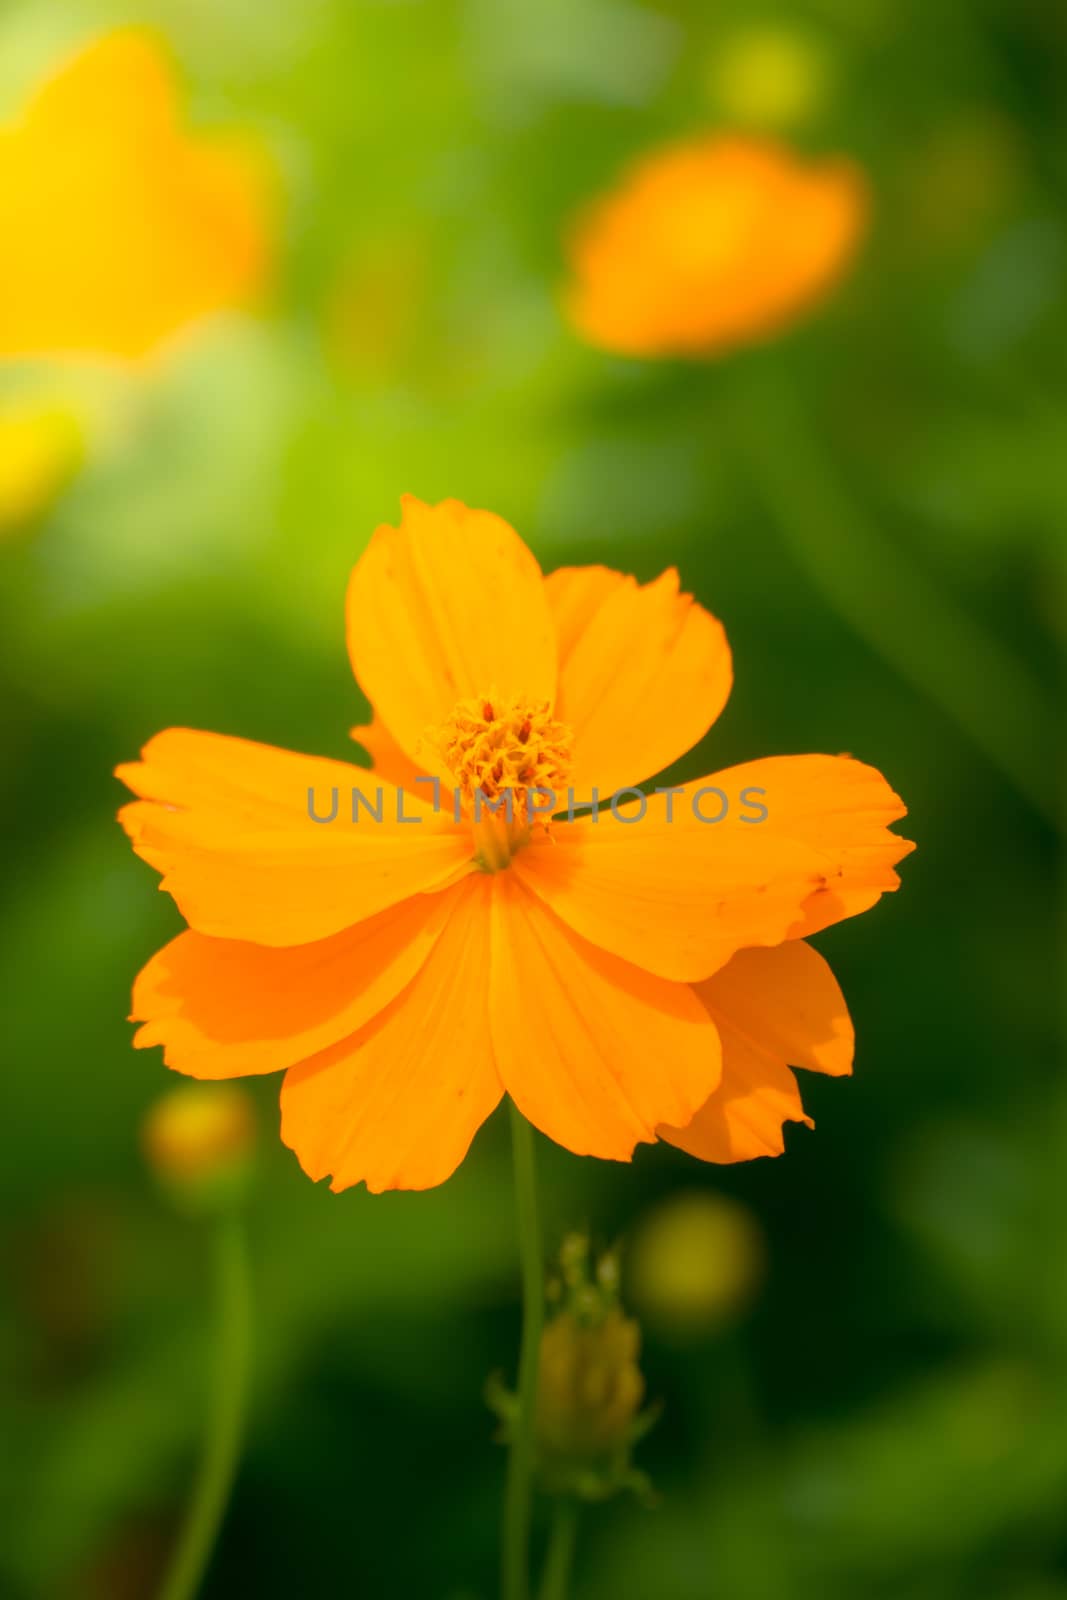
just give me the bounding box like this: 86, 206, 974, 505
538, 1500, 579, 1600
158, 1215, 252, 1600
730, 359, 1059, 829
502, 1104, 544, 1600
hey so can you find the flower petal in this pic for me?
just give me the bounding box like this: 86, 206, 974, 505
545, 564, 732, 796
660, 940, 852, 1162
349, 711, 426, 795
714, 754, 915, 936
514, 753, 911, 980
280, 877, 502, 1193
661, 1048, 810, 1162
565, 136, 866, 358
488, 874, 721, 1160
704, 940, 853, 1078
0, 29, 272, 360
544, 564, 627, 664
116, 728, 472, 945
132, 889, 457, 1079
345, 496, 557, 769
514, 805, 830, 983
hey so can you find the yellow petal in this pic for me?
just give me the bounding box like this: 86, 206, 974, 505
116, 728, 472, 944
349, 711, 427, 795
545, 564, 732, 796
713, 754, 915, 935
280, 877, 502, 1193
132, 889, 458, 1078
515, 753, 911, 980
345, 496, 557, 770
660, 940, 852, 1162
514, 804, 830, 983
0, 29, 273, 360
662, 1045, 810, 1162
488, 875, 721, 1160
700, 940, 853, 1077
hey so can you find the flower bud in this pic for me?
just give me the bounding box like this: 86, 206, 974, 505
628, 1190, 763, 1338
535, 1237, 655, 1500
142, 1084, 256, 1215
537, 1304, 645, 1464
489, 1236, 657, 1499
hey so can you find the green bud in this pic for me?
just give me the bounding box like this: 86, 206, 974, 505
537, 1304, 645, 1463
489, 1235, 658, 1500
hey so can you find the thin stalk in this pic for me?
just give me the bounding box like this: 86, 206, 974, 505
730, 359, 1059, 829
538, 1500, 579, 1600
158, 1214, 252, 1600
502, 1104, 545, 1600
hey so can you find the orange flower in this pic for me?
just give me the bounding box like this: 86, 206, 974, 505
564, 135, 867, 357
117, 497, 912, 1193
0, 29, 273, 361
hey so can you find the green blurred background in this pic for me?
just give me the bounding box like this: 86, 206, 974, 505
0, 0, 1063, 1595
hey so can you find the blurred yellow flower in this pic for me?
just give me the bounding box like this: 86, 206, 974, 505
142, 1082, 256, 1210
708, 26, 832, 131
565, 135, 868, 358
0, 397, 83, 531
628, 1190, 763, 1337
0, 29, 275, 362
143, 1081, 255, 1178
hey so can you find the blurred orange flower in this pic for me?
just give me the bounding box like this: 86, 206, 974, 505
0, 29, 274, 362
564, 135, 867, 357
117, 497, 911, 1193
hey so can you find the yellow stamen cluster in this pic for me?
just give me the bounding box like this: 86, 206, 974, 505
430, 693, 572, 818
426, 693, 573, 868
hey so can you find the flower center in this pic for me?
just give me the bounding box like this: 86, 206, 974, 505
425, 693, 573, 871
